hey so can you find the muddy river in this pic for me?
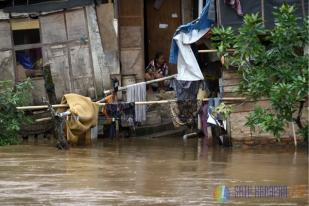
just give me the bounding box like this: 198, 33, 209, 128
0, 137, 307, 205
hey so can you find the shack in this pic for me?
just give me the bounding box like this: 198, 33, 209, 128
0, 0, 120, 104
1, 0, 307, 143
0, 0, 202, 103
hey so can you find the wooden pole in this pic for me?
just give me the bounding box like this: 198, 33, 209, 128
291, 122, 297, 147
16, 97, 246, 111
17, 104, 68, 110
198, 49, 235, 53
103, 74, 177, 95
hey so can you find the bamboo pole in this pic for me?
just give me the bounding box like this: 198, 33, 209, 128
16, 97, 246, 111
35, 117, 52, 122
17, 104, 68, 110
103, 74, 177, 95
198, 49, 235, 53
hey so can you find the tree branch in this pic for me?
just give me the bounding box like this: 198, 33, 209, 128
294, 101, 305, 129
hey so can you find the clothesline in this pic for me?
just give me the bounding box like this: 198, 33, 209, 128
16, 97, 246, 111
103, 49, 235, 95
103, 74, 177, 95
198, 49, 235, 53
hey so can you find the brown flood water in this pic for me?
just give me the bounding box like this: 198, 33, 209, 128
0, 137, 308, 206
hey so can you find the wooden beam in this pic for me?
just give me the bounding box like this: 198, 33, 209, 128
13, 39, 87, 51
103, 74, 177, 95
198, 49, 235, 53
16, 97, 247, 111
11, 19, 40, 30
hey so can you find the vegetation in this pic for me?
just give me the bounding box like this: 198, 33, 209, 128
212, 4, 308, 141
213, 103, 233, 120
0, 79, 33, 146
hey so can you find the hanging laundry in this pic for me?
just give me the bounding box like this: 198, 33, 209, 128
119, 102, 135, 127
224, 0, 243, 16
207, 97, 220, 126
58, 94, 98, 145
169, 0, 214, 81
127, 83, 147, 123
170, 102, 185, 127
178, 100, 197, 125
207, 98, 227, 131
170, 79, 200, 101
169, 100, 197, 127
169, 80, 200, 127
106, 104, 120, 119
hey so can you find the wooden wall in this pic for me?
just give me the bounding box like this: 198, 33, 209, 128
40, 8, 98, 100
0, 4, 121, 103
118, 0, 145, 82
96, 3, 120, 89
222, 70, 305, 141
0, 20, 14, 81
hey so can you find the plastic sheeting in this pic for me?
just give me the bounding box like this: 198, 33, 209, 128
169, 0, 213, 81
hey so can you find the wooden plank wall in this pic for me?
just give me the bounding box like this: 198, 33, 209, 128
222, 70, 300, 140
41, 14, 70, 99
40, 8, 97, 100
118, 0, 145, 82
85, 5, 108, 96
96, 3, 120, 89
0, 21, 14, 81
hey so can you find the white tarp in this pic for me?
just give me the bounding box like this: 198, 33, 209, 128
174, 28, 210, 81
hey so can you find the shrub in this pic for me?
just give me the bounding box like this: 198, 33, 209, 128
212, 4, 308, 140
0, 79, 33, 146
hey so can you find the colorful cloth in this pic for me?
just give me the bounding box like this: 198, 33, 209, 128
145, 60, 169, 76
171, 79, 200, 101
101, 94, 117, 117
119, 103, 135, 127
170, 100, 197, 127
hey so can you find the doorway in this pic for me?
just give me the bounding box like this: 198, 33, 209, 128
144, 0, 182, 74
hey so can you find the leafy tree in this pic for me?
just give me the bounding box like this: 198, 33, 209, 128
212, 4, 308, 140
0, 79, 33, 145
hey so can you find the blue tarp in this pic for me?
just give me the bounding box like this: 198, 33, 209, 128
169, 0, 214, 64
16, 52, 34, 69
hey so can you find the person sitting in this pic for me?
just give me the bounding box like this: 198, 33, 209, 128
145, 52, 169, 92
